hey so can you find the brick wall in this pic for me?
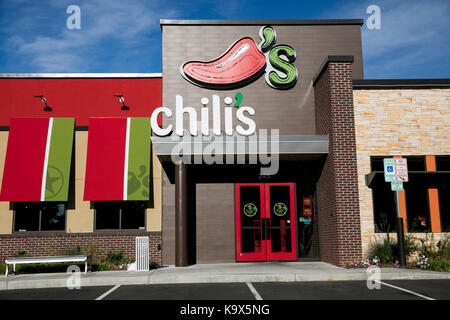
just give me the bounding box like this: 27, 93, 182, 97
0, 232, 162, 265
314, 58, 363, 266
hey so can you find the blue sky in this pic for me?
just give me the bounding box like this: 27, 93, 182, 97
0, 0, 449, 78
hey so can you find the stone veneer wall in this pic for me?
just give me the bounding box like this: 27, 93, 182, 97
353, 88, 450, 255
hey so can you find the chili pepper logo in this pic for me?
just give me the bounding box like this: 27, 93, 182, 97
180, 26, 297, 90
243, 203, 258, 218
273, 202, 288, 216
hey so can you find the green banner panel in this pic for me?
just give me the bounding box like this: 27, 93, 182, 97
127, 118, 152, 200
44, 118, 75, 201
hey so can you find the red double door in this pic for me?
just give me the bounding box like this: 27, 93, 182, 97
236, 183, 297, 261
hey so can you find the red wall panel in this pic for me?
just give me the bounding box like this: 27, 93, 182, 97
0, 78, 162, 126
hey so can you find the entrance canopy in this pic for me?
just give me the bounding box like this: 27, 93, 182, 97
151, 134, 329, 162
152, 134, 328, 182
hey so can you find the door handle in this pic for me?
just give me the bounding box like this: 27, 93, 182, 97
264, 218, 271, 241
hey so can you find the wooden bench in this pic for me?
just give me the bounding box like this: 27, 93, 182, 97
4, 255, 88, 277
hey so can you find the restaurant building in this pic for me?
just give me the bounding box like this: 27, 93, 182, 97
0, 19, 449, 267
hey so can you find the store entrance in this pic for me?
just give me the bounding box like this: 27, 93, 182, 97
235, 183, 297, 261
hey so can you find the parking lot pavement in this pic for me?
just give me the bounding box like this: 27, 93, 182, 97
380, 280, 450, 300
0, 285, 112, 300
0, 280, 449, 300
253, 281, 429, 300
104, 283, 256, 300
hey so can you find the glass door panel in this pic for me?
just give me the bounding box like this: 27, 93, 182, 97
266, 183, 297, 261
236, 184, 266, 261
236, 183, 297, 262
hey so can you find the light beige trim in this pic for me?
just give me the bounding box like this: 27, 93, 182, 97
67, 131, 93, 233
147, 147, 162, 232
0, 132, 12, 234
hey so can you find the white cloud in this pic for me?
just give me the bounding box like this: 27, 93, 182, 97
8, 0, 179, 72
361, 0, 449, 58
322, 0, 450, 78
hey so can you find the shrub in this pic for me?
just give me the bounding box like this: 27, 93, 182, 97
15, 262, 87, 274
106, 251, 124, 263
390, 234, 419, 259
0, 263, 5, 274
367, 233, 420, 265
416, 234, 439, 260
367, 236, 394, 264
149, 259, 160, 270
350, 257, 380, 268
85, 238, 101, 263
436, 235, 450, 260
415, 255, 431, 270
14, 249, 29, 257
61, 246, 82, 256
429, 259, 450, 272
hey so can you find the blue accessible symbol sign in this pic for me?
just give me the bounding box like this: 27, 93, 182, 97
383, 159, 396, 182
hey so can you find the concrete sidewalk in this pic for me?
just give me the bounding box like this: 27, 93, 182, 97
1, 262, 450, 291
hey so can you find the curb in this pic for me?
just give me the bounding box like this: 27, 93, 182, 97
1, 270, 450, 291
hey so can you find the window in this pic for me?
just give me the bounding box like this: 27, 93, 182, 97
13, 202, 66, 232
404, 173, 430, 232
436, 156, 450, 232
370, 156, 432, 233
370, 157, 397, 232
371, 157, 384, 172
95, 201, 146, 231
371, 155, 450, 233
403, 157, 430, 232
405, 156, 425, 171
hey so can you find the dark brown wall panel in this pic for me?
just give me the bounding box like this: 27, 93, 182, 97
162, 24, 363, 135
161, 22, 363, 265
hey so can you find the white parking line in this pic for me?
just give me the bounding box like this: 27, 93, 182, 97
246, 282, 263, 300
95, 285, 121, 300
376, 281, 435, 300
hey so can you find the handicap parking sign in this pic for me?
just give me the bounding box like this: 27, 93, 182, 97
383, 159, 396, 182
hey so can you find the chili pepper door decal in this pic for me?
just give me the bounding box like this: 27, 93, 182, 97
236, 183, 297, 261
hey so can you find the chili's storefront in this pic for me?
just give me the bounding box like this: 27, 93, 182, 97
0, 19, 449, 268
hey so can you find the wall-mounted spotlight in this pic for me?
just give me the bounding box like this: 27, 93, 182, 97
114, 94, 129, 110
33, 95, 52, 111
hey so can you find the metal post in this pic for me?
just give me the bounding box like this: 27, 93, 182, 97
175, 161, 189, 267
395, 191, 407, 267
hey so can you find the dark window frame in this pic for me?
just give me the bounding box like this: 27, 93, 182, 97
369, 155, 433, 233
370, 156, 398, 233
403, 173, 432, 233
12, 202, 67, 233
402, 156, 430, 233
436, 155, 450, 232
94, 201, 147, 232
